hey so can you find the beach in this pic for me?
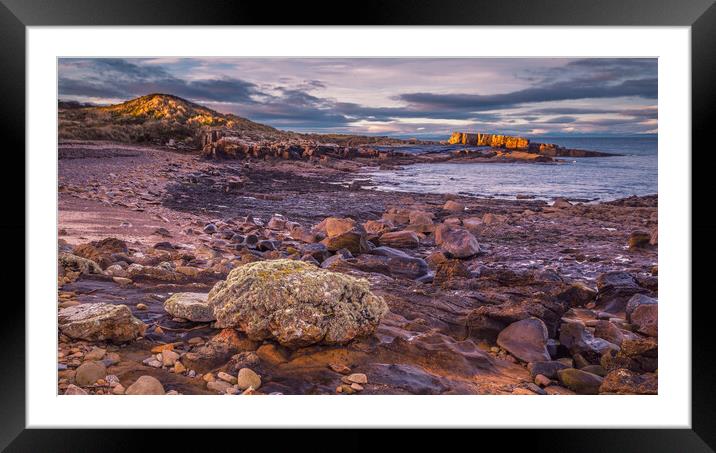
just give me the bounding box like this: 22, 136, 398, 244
57, 138, 658, 395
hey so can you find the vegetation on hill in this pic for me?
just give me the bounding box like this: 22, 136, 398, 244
58, 93, 430, 149
58, 93, 288, 147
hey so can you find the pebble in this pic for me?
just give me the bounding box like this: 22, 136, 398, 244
64, 384, 88, 395
217, 371, 237, 384
328, 363, 351, 374
203, 372, 215, 382
151, 343, 174, 353
136, 303, 148, 310
112, 384, 125, 395
345, 373, 368, 385
161, 349, 180, 367
237, 368, 261, 390
174, 362, 186, 374
84, 347, 106, 361
207, 380, 232, 393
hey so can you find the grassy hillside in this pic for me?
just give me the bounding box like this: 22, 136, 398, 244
58, 93, 288, 147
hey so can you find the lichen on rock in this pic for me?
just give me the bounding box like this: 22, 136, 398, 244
207, 259, 388, 348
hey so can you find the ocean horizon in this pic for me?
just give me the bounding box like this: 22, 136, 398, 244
365, 135, 657, 202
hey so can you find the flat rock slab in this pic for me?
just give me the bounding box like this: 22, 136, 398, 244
58, 303, 146, 343
163, 292, 215, 322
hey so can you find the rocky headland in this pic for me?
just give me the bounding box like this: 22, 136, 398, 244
56, 95, 657, 396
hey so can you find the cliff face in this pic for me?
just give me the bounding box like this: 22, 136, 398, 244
449, 131, 618, 157
447, 132, 529, 150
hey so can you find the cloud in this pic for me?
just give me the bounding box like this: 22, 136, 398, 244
398, 77, 657, 111
58, 57, 658, 136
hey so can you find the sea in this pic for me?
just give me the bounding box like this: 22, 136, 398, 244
364, 136, 657, 202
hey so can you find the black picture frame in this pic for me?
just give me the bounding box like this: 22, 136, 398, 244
2, 0, 714, 449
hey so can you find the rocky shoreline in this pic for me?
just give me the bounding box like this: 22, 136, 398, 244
57, 140, 657, 395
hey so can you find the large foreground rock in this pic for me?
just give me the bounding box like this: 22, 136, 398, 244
163, 292, 215, 322
496, 317, 551, 363
58, 303, 146, 343
207, 259, 388, 348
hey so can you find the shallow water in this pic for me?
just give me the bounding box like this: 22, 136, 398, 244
367, 136, 657, 202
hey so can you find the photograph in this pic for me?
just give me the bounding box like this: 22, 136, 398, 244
56, 57, 659, 396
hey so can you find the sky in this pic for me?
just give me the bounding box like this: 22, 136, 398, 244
58, 57, 657, 138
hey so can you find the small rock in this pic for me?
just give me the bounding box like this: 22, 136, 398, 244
443, 200, 466, 212
346, 373, 368, 384
84, 347, 106, 361
136, 303, 148, 310
161, 349, 180, 367
237, 368, 261, 390
64, 384, 88, 395
329, 363, 351, 374
125, 375, 165, 395
217, 371, 237, 384
75, 361, 107, 386
111, 384, 125, 395
207, 380, 232, 394
557, 368, 604, 394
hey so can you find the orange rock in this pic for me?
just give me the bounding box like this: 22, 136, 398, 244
150, 343, 174, 353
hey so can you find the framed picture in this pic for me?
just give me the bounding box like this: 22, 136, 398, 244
4, 0, 714, 448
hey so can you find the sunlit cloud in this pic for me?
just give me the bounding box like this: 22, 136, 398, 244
58, 57, 658, 137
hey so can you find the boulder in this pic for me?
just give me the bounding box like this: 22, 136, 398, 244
319, 217, 357, 237
439, 227, 480, 259
163, 292, 215, 322
559, 322, 619, 362
557, 368, 603, 394
379, 230, 420, 249
237, 368, 262, 390
58, 252, 103, 275
58, 303, 146, 343
125, 375, 165, 395
369, 247, 428, 279
409, 210, 434, 225
321, 230, 371, 255
75, 361, 107, 386
626, 294, 657, 320
599, 369, 657, 394
601, 336, 658, 373
593, 320, 625, 346
631, 304, 658, 337
207, 260, 388, 348
363, 219, 394, 235
482, 213, 508, 225
496, 317, 551, 363
443, 200, 465, 212
594, 271, 648, 315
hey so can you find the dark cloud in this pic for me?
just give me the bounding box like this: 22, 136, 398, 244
59, 58, 260, 104
398, 77, 657, 111
58, 57, 657, 135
